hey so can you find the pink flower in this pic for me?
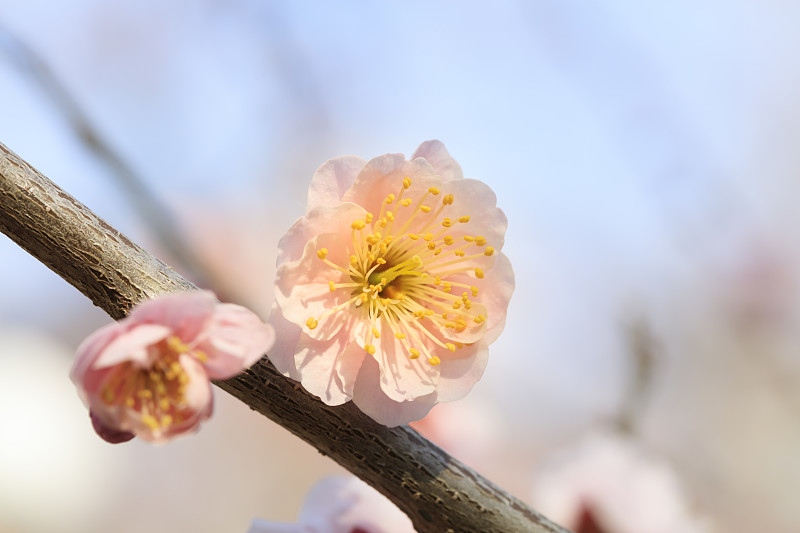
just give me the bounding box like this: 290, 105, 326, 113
529, 432, 712, 533
270, 141, 514, 426
247, 476, 415, 533
70, 291, 275, 444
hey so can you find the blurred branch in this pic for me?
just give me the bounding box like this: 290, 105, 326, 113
0, 26, 220, 291
0, 141, 568, 533
616, 319, 657, 434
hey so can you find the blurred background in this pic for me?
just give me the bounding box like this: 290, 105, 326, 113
2, 1, 800, 532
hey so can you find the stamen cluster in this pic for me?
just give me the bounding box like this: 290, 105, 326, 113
306, 177, 493, 367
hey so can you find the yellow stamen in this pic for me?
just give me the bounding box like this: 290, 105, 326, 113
306, 317, 318, 329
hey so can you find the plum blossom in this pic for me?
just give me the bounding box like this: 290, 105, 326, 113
71, 291, 274, 444
529, 432, 712, 533
270, 141, 514, 426
247, 476, 415, 533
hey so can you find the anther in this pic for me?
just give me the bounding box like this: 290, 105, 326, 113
443, 194, 454, 205
306, 317, 318, 330
445, 343, 456, 352
484, 246, 495, 256
442, 218, 454, 227
444, 236, 454, 245
317, 248, 328, 260
328, 281, 335, 292
409, 349, 420, 359
420, 205, 431, 213
364, 344, 376, 355
386, 194, 395, 204
351, 220, 366, 230
475, 268, 484, 279
403, 177, 411, 189
428, 356, 442, 366
428, 187, 440, 195
475, 236, 487, 246
401, 198, 412, 207
395, 332, 406, 339
458, 216, 470, 223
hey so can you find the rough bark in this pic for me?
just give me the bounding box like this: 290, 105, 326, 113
0, 141, 569, 533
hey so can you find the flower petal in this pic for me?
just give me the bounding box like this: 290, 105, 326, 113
412, 140, 463, 182
352, 356, 437, 426
434, 339, 489, 402
195, 303, 274, 378
91, 323, 172, 369
371, 319, 439, 402
307, 155, 366, 212
294, 334, 366, 405
129, 291, 217, 343
266, 303, 303, 381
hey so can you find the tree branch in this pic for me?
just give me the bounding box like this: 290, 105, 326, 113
0, 141, 568, 533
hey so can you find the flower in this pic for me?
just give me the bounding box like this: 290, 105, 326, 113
529, 432, 712, 533
70, 291, 275, 443
247, 475, 415, 533
270, 140, 514, 426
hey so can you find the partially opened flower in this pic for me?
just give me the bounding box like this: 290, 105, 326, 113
247, 476, 415, 533
270, 141, 513, 426
71, 291, 274, 444
529, 432, 712, 533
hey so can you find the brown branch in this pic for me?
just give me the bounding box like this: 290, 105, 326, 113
0, 141, 568, 533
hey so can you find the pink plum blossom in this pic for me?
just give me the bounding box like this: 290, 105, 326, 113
247, 476, 415, 533
269, 140, 514, 426
529, 432, 712, 533
71, 291, 275, 444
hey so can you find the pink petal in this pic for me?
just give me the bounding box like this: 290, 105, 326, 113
372, 323, 439, 402
70, 320, 127, 386
129, 291, 217, 343
195, 303, 275, 379
307, 155, 366, 212
352, 357, 437, 426
276, 202, 366, 266
91, 323, 172, 369
298, 476, 415, 533
477, 252, 514, 344
266, 303, 303, 381
276, 232, 362, 343
411, 140, 463, 182
342, 155, 443, 217
294, 334, 365, 405
433, 339, 489, 402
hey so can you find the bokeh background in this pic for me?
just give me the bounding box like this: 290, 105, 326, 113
2, 1, 800, 532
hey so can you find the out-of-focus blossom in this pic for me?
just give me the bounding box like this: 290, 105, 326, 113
270, 140, 514, 426
529, 432, 712, 533
70, 291, 274, 444
247, 476, 415, 533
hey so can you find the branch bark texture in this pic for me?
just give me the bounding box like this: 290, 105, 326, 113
0, 141, 568, 533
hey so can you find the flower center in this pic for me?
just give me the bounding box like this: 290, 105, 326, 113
307, 177, 493, 366
99, 336, 206, 432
